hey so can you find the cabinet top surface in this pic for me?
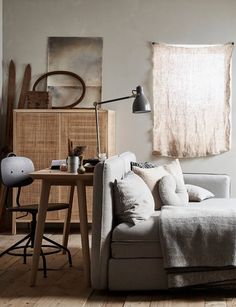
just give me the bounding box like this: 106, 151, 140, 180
13, 109, 114, 114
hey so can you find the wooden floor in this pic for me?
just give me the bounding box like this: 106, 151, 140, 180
0, 232, 236, 306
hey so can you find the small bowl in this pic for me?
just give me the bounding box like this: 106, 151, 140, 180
84, 163, 95, 173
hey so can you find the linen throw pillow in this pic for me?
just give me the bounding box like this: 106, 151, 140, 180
186, 184, 215, 202
114, 171, 155, 225
132, 165, 169, 209
159, 175, 189, 206
133, 159, 188, 209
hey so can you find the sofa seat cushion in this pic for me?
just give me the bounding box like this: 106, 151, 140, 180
111, 211, 163, 258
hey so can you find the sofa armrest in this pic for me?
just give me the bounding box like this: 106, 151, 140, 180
91, 152, 136, 289
183, 173, 231, 198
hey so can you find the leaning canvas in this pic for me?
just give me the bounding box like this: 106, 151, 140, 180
47, 37, 103, 108
152, 43, 233, 158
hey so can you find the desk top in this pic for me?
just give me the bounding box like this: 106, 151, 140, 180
30, 169, 93, 181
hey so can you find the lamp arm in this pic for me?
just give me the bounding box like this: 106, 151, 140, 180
94, 94, 135, 107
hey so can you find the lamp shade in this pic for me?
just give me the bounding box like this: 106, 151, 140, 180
132, 86, 151, 113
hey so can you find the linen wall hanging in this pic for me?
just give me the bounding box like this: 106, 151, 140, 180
47, 37, 103, 108
152, 43, 233, 158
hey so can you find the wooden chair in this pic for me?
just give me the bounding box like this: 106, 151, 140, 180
0, 155, 72, 277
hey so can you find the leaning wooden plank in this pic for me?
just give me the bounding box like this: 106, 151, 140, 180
5, 60, 16, 151
18, 64, 31, 109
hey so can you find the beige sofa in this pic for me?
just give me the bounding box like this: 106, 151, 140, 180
91, 152, 231, 290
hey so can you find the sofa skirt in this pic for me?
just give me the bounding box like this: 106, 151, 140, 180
108, 258, 168, 290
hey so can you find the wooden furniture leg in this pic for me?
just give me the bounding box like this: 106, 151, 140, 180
76, 180, 91, 287
30, 180, 50, 287
62, 185, 75, 252
0, 185, 7, 221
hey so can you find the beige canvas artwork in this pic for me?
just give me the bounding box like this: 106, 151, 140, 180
47, 37, 103, 108
152, 43, 233, 158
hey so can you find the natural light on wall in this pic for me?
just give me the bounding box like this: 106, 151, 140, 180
152, 43, 233, 158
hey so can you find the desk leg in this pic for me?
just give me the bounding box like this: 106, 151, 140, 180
76, 180, 91, 287
62, 185, 75, 252
30, 180, 50, 287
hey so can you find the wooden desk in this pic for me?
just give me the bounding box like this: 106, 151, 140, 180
29, 169, 93, 287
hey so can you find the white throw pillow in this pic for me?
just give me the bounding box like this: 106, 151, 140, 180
114, 171, 155, 225
159, 175, 189, 206
186, 184, 215, 202
132, 165, 168, 209
133, 159, 188, 209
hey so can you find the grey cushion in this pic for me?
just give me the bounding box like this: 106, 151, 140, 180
186, 184, 214, 202
159, 175, 189, 206
130, 161, 158, 169
114, 171, 155, 225
112, 211, 162, 258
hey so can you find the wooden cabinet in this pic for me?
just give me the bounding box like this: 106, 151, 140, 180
13, 109, 115, 232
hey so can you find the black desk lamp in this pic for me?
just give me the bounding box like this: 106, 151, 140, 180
94, 85, 151, 159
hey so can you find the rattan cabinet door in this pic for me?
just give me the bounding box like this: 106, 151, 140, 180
13, 111, 60, 223
13, 109, 115, 231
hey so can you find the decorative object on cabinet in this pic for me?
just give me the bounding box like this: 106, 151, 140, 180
152, 42, 234, 158
13, 109, 115, 233
25, 71, 86, 109
47, 37, 103, 108
94, 85, 151, 159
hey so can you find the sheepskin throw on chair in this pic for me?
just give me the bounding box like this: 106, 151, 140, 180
152, 43, 233, 158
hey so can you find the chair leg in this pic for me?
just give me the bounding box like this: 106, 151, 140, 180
23, 237, 32, 264
0, 233, 31, 257
43, 235, 72, 267
40, 248, 47, 278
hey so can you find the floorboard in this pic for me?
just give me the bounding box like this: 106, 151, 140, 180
0, 232, 236, 306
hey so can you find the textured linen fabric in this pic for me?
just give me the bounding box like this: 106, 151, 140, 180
186, 184, 214, 202
159, 175, 189, 206
114, 171, 155, 225
91, 150, 232, 290
112, 211, 162, 258
152, 43, 233, 158
133, 159, 187, 209
159, 199, 236, 288
132, 165, 168, 209
91, 151, 137, 289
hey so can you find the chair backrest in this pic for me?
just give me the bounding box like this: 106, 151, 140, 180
1, 156, 35, 188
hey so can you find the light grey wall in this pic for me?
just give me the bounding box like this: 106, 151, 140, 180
0, 0, 2, 108
0, 0, 3, 150
3, 0, 236, 194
